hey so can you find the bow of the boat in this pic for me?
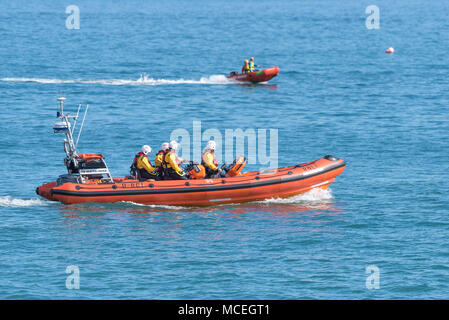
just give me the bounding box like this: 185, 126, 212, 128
262, 66, 279, 80
296, 154, 345, 190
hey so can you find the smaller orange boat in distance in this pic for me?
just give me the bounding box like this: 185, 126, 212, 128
36, 98, 345, 206
227, 66, 279, 83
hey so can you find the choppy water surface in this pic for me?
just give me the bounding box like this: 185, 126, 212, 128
0, 0, 448, 299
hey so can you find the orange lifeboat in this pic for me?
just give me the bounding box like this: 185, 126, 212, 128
227, 66, 279, 83
36, 155, 345, 206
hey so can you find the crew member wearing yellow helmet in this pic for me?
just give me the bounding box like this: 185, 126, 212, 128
242, 59, 251, 74
249, 57, 255, 72
164, 141, 188, 180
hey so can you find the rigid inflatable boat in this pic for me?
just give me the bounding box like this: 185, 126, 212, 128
36, 98, 345, 206
227, 66, 279, 83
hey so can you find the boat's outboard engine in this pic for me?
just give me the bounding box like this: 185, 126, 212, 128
56, 174, 81, 186
62, 153, 113, 184
65, 157, 79, 174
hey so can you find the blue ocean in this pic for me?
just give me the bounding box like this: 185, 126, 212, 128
0, 0, 448, 299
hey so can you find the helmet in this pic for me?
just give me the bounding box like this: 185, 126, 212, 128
142, 145, 151, 155
161, 142, 169, 151
244, 59, 248, 63
205, 140, 216, 151
169, 140, 179, 151
250, 57, 254, 60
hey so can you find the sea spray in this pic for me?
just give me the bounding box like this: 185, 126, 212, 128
0, 196, 48, 207
261, 188, 334, 204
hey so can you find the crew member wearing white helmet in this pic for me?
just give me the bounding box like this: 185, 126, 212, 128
163, 141, 188, 180
202, 140, 224, 178
154, 142, 169, 177
132, 145, 158, 180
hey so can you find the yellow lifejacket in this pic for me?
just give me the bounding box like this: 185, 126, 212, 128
154, 150, 165, 168
249, 61, 254, 72
136, 153, 157, 175
164, 150, 185, 176
202, 151, 218, 171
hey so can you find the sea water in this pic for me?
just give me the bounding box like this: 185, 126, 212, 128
0, 0, 448, 299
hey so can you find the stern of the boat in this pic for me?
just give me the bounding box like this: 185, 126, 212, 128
36, 181, 58, 201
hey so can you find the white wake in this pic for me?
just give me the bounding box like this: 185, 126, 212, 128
0, 196, 49, 207
0, 74, 235, 86
260, 188, 334, 204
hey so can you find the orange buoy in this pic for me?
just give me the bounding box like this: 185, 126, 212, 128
386, 47, 394, 54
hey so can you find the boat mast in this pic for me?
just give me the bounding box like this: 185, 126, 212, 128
54, 97, 78, 159
52, 97, 114, 183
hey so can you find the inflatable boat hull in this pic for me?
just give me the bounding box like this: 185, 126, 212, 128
227, 66, 279, 83
37, 155, 345, 206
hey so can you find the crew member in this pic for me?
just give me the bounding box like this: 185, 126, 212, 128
133, 145, 159, 180
164, 141, 188, 180
202, 140, 225, 178
155, 142, 169, 177
249, 57, 255, 72
242, 59, 250, 74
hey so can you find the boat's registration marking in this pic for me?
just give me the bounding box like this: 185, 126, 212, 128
303, 164, 318, 172
302, 164, 324, 175
120, 183, 146, 188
